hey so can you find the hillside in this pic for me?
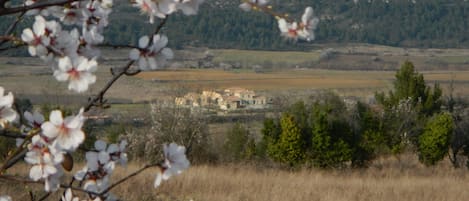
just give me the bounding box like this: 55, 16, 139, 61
1, 0, 469, 51
104, 0, 469, 50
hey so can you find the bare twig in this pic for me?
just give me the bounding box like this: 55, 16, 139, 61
83, 60, 134, 112
0, 0, 81, 16
37, 192, 50, 201
0, 129, 38, 173
84, 17, 169, 112
0, 11, 25, 46
98, 163, 162, 196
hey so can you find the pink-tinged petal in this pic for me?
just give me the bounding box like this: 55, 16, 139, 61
129, 49, 140, 60
138, 57, 148, 70
0, 92, 14, 107
41, 122, 59, 139
58, 57, 72, 71
49, 110, 63, 125
154, 169, 162, 188
138, 35, 149, 49
153, 35, 168, 51
74, 167, 88, 181
35, 45, 48, 56
98, 151, 110, 164
53, 70, 69, 82
34, 112, 45, 123
86, 152, 99, 171
239, 3, 252, 12
70, 129, 85, 147
28, 46, 37, 56
21, 29, 34, 42
95, 140, 107, 151
24, 111, 34, 123
82, 73, 96, 85
43, 164, 57, 176
29, 165, 43, 181
25, 151, 40, 164
148, 57, 157, 70
86, 59, 98, 72
1, 108, 17, 122
107, 144, 118, 153
161, 48, 174, 59
33, 16, 46, 36
68, 79, 88, 93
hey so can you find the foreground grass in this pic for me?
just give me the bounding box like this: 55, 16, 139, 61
2, 156, 469, 201
129, 164, 469, 201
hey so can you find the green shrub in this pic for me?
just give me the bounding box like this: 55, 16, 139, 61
418, 112, 453, 166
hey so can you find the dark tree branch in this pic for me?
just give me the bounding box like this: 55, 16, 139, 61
84, 60, 134, 112
0, 0, 81, 16
98, 163, 162, 196
0, 11, 25, 46
84, 17, 170, 112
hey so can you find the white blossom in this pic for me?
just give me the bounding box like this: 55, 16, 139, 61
41, 109, 85, 151
129, 34, 173, 71
21, 16, 51, 57
0, 196, 12, 201
154, 143, 189, 188
298, 7, 319, 41
53, 55, 97, 92
133, 0, 164, 23
24, 135, 64, 182
0, 87, 17, 128
239, 0, 269, 12
24, 111, 45, 129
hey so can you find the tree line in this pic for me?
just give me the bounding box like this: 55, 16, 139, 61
224, 61, 469, 168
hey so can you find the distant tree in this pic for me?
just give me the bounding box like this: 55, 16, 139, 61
260, 118, 281, 159
418, 112, 454, 166
349, 102, 385, 167
310, 104, 353, 168
272, 113, 306, 166
376, 61, 442, 117
223, 123, 250, 162
376, 61, 442, 153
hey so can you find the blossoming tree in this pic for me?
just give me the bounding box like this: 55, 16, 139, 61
0, 0, 318, 200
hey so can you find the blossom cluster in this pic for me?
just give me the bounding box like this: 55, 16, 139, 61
24, 108, 86, 192
239, 0, 319, 41
0, 87, 17, 128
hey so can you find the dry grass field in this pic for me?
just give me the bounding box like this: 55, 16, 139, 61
137, 69, 469, 98
2, 154, 469, 201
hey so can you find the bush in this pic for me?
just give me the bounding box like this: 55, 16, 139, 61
418, 112, 454, 166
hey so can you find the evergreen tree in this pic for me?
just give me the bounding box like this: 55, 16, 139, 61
272, 113, 305, 166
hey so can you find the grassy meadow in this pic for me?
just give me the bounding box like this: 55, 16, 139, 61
2, 155, 469, 201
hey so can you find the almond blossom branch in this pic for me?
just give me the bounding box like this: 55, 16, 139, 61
84, 17, 169, 112
0, 129, 39, 173
84, 60, 134, 112
0, 0, 80, 16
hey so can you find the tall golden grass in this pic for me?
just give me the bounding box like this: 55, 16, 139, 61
2, 154, 469, 201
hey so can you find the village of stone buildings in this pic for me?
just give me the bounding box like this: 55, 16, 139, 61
175, 87, 269, 111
